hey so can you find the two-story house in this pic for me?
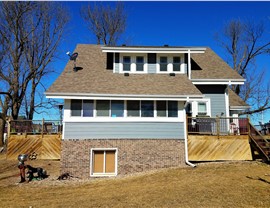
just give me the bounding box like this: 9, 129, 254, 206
46, 44, 248, 178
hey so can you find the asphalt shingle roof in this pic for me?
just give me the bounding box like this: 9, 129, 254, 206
46, 44, 202, 96
191, 48, 244, 80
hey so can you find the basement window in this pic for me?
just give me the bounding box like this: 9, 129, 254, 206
91, 149, 117, 177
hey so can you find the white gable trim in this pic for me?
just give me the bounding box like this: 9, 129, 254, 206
191, 79, 245, 85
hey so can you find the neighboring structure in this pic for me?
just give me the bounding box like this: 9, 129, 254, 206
46, 44, 247, 178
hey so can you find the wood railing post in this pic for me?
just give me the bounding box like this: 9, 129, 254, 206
216, 115, 220, 139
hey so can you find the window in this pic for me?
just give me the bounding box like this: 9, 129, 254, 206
160, 56, 168, 71
157, 101, 167, 117
173, 57, 181, 72
141, 101, 154, 117
168, 101, 178, 117
198, 102, 207, 116
71, 100, 82, 116
127, 101, 140, 117
111, 100, 124, 117
123, 56, 131, 71
96, 100, 110, 117
136, 56, 144, 71
83, 100, 94, 117
91, 149, 117, 176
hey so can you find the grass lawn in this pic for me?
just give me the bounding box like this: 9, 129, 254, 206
0, 153, 270, 208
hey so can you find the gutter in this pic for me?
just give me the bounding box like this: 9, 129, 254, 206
183, 102, 196, 168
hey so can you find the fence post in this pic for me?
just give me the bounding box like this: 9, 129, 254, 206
247, 117, 251, 135
41, 118, 44, 138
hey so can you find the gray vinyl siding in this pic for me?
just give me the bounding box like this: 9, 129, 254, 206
64, 122, 184, 139
205, 93, 226, 117
196, 85, 226, 117
148, 64, 157, 73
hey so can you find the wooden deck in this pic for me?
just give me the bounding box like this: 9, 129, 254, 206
188, 135, 252, 161
6, 134, 61, 160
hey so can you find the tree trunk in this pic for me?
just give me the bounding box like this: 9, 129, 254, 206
0, 118, 5, 146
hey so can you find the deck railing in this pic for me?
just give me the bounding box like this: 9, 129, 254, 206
187, 116, 249, 136
8, 119, 62, 136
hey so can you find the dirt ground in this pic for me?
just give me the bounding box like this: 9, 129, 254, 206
0, 152, 270, 208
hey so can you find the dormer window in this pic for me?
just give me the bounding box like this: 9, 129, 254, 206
123, 56, 131, 71
160, 56, 168, 71
136, 56, 144, 71
173, 57, 181, 72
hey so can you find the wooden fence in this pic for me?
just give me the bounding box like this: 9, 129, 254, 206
6, 120, 61, 160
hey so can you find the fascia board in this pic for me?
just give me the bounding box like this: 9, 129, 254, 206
102, 47, 206, 54
45, 93, 204, 100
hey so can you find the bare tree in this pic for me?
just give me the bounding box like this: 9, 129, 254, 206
216, 19, 270, 115
81, 2, 127, 46
0, 2, 68, 145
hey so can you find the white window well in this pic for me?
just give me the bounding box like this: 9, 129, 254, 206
90, 148, 117, 177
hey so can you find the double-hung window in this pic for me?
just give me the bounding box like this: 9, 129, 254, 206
71, 100, 82, 116
136, 56, 144, 71
96, 100, 110, 117
127, 101, 140, 117
156, 101, 167, 117
156, 101, 178, 117
198, 102, 207, 116
141, 101, 154, 117
160, 56, 168, 71
123, 56, 131, 71
173, 57, 181, 72
111, 100, 124, 117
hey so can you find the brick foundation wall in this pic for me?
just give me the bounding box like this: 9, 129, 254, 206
61, 139, 186, 178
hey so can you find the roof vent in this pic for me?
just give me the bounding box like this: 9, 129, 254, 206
124, 73, 129, 76
164, 44, 169, 47
169, 73, 175, 76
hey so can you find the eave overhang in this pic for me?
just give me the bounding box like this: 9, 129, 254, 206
45, 92, 204, 101
191, 79, 246, 85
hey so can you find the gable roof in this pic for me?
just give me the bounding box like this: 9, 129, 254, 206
228, 88, 250, 109
191, 48, 244, 80
46, 44, 202, 98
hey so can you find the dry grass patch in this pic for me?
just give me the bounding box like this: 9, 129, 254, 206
0, 153, 270, 207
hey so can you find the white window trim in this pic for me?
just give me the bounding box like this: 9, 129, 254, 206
191, 99, 211, 117
120, 54, 147, 74
68, 99, 183, 122
90, 148, 118, 177
157, 54, 185, 74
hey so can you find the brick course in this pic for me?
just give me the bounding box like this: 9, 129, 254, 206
61, 139, 186, 178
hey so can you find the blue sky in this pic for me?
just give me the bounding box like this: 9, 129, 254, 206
41, 1, 270, 123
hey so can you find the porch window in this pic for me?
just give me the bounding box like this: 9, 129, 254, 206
71, 100, 82, 116
91, 149, 117, 176
96, 100, 110, 117
136, 56, 144, 71
198, 102, 207, 116
157, 101, 167, 117
83, 100, 94, 117
173, 57, 181, 72
127, 100, 140, 117
160, 56, 168, 71
111, 100, 124, 117
141, 101, 154, 117
123, 56, 131, 71
168, 101, 178, 117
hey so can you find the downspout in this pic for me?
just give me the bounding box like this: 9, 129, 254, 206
184, 101, 196, 168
